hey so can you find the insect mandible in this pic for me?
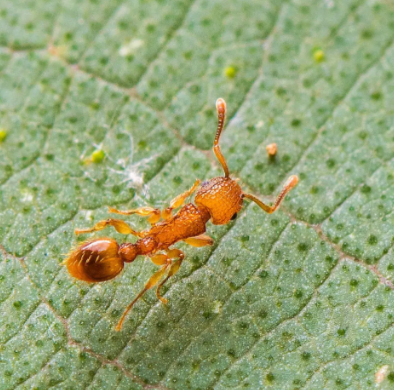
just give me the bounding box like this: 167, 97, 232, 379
64, 98, 298, 331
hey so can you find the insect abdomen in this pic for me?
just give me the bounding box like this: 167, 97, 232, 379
65, 238, 124, 283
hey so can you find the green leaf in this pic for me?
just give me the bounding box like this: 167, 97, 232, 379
1, 0, 394, 389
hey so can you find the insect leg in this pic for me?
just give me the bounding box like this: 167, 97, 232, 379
108, 206, 161, 225
183, 234, 214, 247
150, 253, 169, 266
243, 175, 298, 214
115, 262, 169, 331
75, 218, 144, 237
155, 249, 184, 304
162, 179, 201, 219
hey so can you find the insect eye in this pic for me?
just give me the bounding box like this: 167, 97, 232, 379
231, 213, 238, 220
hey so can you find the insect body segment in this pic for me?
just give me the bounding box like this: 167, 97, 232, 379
195, 176, 243, 225
66, 238, 124, 283
64, 98, 299, 331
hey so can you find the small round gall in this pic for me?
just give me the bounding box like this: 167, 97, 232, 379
266, 143, 277, 158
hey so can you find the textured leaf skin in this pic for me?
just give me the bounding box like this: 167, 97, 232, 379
1, 0, 394, 389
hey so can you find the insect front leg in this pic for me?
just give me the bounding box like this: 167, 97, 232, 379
75, 218, 144, 237
161, 179, 201, 219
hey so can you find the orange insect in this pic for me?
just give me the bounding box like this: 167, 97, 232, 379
64, 98, 298, 331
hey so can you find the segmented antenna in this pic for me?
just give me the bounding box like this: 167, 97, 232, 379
213, 98, 230, 178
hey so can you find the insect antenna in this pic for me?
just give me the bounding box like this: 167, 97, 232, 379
214, 98, 230, 178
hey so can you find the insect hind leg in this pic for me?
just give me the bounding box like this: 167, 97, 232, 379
155, 249, 184, 305
115, 260, 170, 331
115, 249, 185, 330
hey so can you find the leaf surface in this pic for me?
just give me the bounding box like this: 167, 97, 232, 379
1, 1, 394, 389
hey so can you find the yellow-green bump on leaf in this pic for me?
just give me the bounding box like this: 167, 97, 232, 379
224, 65, 237, 78
0, 129, 7, 142
2, 1, 394, 389
91, 149, 105, 163
313, 49, 325, 62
